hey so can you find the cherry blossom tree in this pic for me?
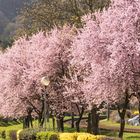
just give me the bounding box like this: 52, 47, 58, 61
0, 0, 140, 137
69, 0, 140, 137
0, 25, 75, 129
100, 0, 140, 137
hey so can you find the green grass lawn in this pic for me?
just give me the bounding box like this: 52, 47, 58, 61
0, 118, 140, 140
100, 119, 140, 140
100, 119, 140, 129
100, 129, 140, 140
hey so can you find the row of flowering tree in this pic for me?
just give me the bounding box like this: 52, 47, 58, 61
0, 0, 139, 138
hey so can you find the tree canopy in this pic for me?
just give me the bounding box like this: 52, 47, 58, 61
15, 0, 110, 38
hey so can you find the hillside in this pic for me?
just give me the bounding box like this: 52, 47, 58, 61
0, 0, 32, 48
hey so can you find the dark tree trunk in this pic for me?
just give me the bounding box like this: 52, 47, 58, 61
56, 118, 60, 132
52, 115, 55, 131
138, 101, 140, 124
119, 118, 125, 138
71, 112, 75, 128
38, 114, 44, 127
107, 104, 110, 121
29, 115, 33, 128
60, 117, 64, 132
56, 115, 64, 132
87, 113, 92, 133
28, 110, 33, 128
23, 108, 33, 129
75, 106, 84, 132
118, 89, 129, 138
91, 107, 99, 135
23, 116, 27, 129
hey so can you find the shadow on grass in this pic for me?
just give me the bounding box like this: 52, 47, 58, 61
0, 120, 21, 127
100, 129, 118, 137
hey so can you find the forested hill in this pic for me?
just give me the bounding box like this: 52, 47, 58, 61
0, 0, 32, 48
0, 0, 26, 19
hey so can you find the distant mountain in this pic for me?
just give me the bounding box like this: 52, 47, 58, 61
0, 0, 32, 48
0, 0, 28, 19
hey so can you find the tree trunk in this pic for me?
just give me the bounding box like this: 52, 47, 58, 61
119, 118, 125, 138
56, 115, 64, 132
91, 107, 99, 135
23, 116, 27, 129
71, 112, 75, 128
87, 113, 92, 133
138, 101, 140, 124
23, 111, 33, 129
60, 117, 64, 132
29, 115, 33, 128
38, 114, 44, 128
118, 89, 129, 138
107, 104, 110, 121
56, 117, 61, 132
75, 107, 84, 132
52, 115, 55, 131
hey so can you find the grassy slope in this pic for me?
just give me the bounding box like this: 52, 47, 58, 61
100, 119, 140, 140
100, 119, 140, 129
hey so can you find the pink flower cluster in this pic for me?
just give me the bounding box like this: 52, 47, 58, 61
0, 0, 140, 117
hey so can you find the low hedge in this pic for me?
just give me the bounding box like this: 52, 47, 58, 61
59, 133, 77, 140
0, 130, 17, 140
0, 130, 6, 139
59, 133, 107, 140
36, 132, 119, 140
36, 132, 48, 140
19, 128, 40, 140
19, 130, 120, 140
36, 131, 59, 140
77, 133, 98, 140
48, 132, 59, 140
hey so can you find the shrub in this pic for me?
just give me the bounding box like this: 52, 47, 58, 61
19, 128, 39, 140
36, 132, 48, 140
59, 133, 78, 140
77, 133, 97, 140
21, 131, 118, 140
0, 130, 6, 139
133, 111, 139, 115
9, 130, 17, 140
36, 131, 59, 140
59, 133, 106, 140
48, 132, 59, 140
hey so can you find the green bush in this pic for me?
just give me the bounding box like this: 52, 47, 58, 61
19, 128, 39, 140
0, 130, 6, 139
36, 131, 59, 140
36, 132, 47, 140
48, 132, 59, 140
19, 130, 118, 140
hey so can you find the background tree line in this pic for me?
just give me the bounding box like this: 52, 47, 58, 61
0, 0, 110, 48
0, 0, 33, 48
